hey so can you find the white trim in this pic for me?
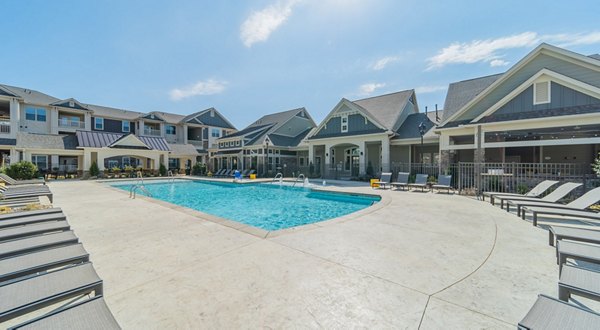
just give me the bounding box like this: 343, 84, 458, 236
341, 114, 348, 133
122, 120, 130, 133
440, 144, 476, 151
307, 98, 387, 139
94, 117, 104, 130
441, 43, 600, 126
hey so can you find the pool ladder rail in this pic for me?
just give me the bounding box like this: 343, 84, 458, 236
167, 170, 175, 183
291, 174, 306, 187
130, 171, 152, 199
272, 172, 284, 184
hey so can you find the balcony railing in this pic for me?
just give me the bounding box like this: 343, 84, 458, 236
143, 127, 162, 136
0, 120, 10, 134
58, 118, 85, 129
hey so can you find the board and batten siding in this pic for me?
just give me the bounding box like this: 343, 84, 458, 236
455, 53, 600, 121
312, 114, 383, 139
91, 117, 135, 134
494, 82, 600, 115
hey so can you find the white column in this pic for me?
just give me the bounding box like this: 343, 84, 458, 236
159, 123, 165, 137
182, 124, 188, 144
381, 138, 390, 172
84, 112, 92, 131
324, 143, 332, 167
308, 144, 314, 166
9, 99, 20, 139
359, 140, 366, 175
97, 153, 106, 171
82, 150, 92, 171
9, 148, 19, 164
50, 155, 59, 170
50, 108, 59, 134
138, 120, 145, 136
23, 151, 32, 162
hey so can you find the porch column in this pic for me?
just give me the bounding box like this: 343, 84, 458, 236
324, 144, 332, 167
84, 112, 92, 131
308, 144, 314, 167
183, 124, 188, 144
97, 153, 106, 171
50, 155, 59, 170
381, 138, 390, 172
50, 108, 59, 134
9, 148, 19, 164
9, 98, 20, 139
138, 120, 145, 137
474, 125, 485, 163
359, 140, 366, 175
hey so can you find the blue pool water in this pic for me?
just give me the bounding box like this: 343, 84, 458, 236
111, 180, 380, 230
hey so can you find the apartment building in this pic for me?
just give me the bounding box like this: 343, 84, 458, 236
0, 84, 236, 175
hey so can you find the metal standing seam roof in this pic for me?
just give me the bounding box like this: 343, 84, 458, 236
76, 131, 170, 151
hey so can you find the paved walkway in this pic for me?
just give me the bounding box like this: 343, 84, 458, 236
48, 180, 561, 329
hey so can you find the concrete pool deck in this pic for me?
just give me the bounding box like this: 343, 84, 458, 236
46, 180, 570, 328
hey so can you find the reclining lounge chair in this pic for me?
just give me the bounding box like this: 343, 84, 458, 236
495, 182, 581, 210
408, 174, 429, 192
519, 294, 600, 329
482, 179, 558, 204
431, 175, 453, 194
390, 172, 409, 191
372, 172, 392, 189
520, 186, 600, 226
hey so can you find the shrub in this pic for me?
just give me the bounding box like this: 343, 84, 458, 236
89, 162, 100, 177
124, 165, 135, 172
159, 163, 167, 176
593, 152, 600, 176
517, 184, 529, 195
6, 161, 39, 180
111, 166, 121, 173
192, 163, 206, 176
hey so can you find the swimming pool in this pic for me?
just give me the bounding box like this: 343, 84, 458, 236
111, 180, 380, 231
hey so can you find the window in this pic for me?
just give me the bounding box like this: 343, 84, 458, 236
534, 81, 551, 104
25, 107, 46, 122
95, 117, 104, 130
299, 157, 305, 166
168, 158, 180, 170
341, 115, 348, 133
107, 160, 118, 169
122, 120, 130, 133
165, 125, 176, 135
32, 155, 48, 170
212, 128, 220, 137
220, 142, 224, 147
236, 140, 240, 146
122, 157, 131, 166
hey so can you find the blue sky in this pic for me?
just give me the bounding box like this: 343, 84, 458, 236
2, 0, 600, 128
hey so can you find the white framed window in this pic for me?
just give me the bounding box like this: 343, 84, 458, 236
225, 141, 229, 147
212, 128, 220, 137
236, 140, 240, 146
95, 117, 104, 130
341, 115, 348, 132
122, 120, 130, 132
31, 155, 48, 170
25, 107, 46, 122
165, 125, 176, 135
533, 81, 551, 105
220, 142, 224, 147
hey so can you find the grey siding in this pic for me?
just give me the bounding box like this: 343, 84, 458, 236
312, 114, 383, 139
456, 53, 600, 121
495, 82, 600, 115
197, 111, 234, 129
91, 117, 135, 134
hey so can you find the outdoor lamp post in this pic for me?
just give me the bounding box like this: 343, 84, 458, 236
418, 122, 426, 171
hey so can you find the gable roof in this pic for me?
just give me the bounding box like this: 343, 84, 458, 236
589, 54, 600, 61
393, 112, 437, 140
181, 108, 236, 129
440, 43, 600, 127
50, 98, 90, 111
86, 104, 144, 120
16, 132, 78, 150
0, 84, 59, 105
441, 74, 503, 123
352, 89, 416, 131
0, 86, 18, 98
267, 128, 313, 147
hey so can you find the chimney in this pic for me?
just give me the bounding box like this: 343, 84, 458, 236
435, 104, 439, 122
425, 106, 428, 114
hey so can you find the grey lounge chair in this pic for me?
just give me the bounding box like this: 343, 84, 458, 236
0, 212, 66, 229
0, 221, 70, 242
483, 179, 558, 203
495, 182, 581, 210
521, 186, 600, 226
8, 295, 120, 330
0, 197, 41, 209
508, 185, 600, 216
372, 172, 392, 189
431, 175, 453, 193
212, 169, 224, 177
549, 226, 600, 248
1, 190, 53, 204
558, 265, 600, 302
0, 262, 103, 323
557, 240, 600, 275
0, 208, 63, 221
0, 174, 45, 186
408, 174, 429, 192
0, 243, 89, 283
0, 231, 78, 259
0, 185, 51, 193
390, 172, 409, 191
219, 169, 232, 178
518, 294, 600, 329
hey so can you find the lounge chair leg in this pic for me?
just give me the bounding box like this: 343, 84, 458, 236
533, 212, 538, 226
558, 286, 570, 301
548, 231, 555, 247
506, 205, 510, 213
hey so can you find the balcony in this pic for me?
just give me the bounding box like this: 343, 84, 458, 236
188, 139, 206, 148
58, 117, 85, 129
143, 127, 162, 136
0, 120, 10, 134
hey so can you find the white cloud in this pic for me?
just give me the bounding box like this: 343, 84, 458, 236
240, 0, 300, 47
490, 59, 510, 67
358, 83, 386, 95
370, 56, 401, 70
169, 79, 227, 101
427, 31, 600, 70
415, 85, 447, 94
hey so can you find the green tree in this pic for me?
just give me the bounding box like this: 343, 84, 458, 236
159, 163, 167, 176
89, 161, 100, 177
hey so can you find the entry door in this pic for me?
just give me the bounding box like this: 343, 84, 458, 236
351, 155, 360, 176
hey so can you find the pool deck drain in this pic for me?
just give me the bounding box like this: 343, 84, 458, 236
42, 180, 574, 328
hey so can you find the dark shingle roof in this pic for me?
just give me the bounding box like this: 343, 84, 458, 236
393, 113, 436, 140
168, 143, 200, 156
589, 54, 600, 61
442, 73, 503, 123
352, 90, 415, 131
476, 103, 600, 124
222, 124, 272, 138
0, 86, 18, 97
0, 84, 59, 105
17, 133, 78, 150
183, 108, 236, 129
267, 128, 312, 147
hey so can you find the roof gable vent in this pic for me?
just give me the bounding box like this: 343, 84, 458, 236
69, 100, 75, 107
210, 109, 215, 117
534, 81, 551, 105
